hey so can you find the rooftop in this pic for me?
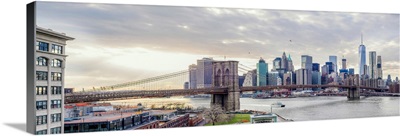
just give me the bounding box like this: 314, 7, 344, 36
64, 111, 148, 124
36, 26, 74, 40
149, 110, 176, 116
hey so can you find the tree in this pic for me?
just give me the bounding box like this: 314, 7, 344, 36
203, 104, 229, 126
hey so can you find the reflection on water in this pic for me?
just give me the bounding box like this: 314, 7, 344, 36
109, 96, 400, 121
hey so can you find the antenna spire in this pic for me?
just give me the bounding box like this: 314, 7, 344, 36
361, 33, 363, 45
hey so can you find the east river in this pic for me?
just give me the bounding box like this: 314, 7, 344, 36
109, 96, 400, 121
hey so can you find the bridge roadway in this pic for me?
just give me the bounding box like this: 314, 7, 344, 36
65, 85, 388, 104
65, 87, 228, 103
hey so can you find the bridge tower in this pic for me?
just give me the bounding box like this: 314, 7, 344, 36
347, 74, 360, 100
210, 61, 240, 111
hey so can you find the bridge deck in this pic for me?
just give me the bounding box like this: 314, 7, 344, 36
65, 85, 388, 103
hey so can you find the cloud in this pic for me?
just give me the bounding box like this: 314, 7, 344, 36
36, 2, 399, 89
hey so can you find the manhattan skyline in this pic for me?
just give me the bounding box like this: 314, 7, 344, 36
36, 2, 399, 90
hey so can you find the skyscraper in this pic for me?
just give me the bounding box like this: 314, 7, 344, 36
329, 55, 338, 73
312, 63, 320, 72
283, 72, 294, 85
257, 58, 268, 87
196, 57, 214, 88
296, 69, 311, 88
377, 55, 382, 79
325, 62, 334, 74
349, 68, 355, 75
268, 71, 280, 86
342, 56, 347, 69
281, 52, 288, 71
301, 55, 313, 71
369, 51, 377, 79
287, 54, 294, 72
273, 57, 282, 71
359, 35, 367, 76
243, 70, 257, 87
301, 55, 312, 86
188, 64, 197, 89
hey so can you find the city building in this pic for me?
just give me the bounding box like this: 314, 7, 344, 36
325, 62, 334, 74
64, 111, 151, 133
188, 64, 197, 89
329, 55, 337, 73
281, 52, 288, 71
387, 74, 392, 85
287, 54, 294, 72
301, 55, 313, 71
184, 82, 189, 89
196, 58, 214, 88
312, 63, 320, 72
268, 71, 280, 86
363, 64, 369, 79
243, 70, 257, 87
349, 68, 355, 75
369, 51, 377, 79
359, 35, 367, 76
35, 27, 74, 134
257, 58, 268, 87
312, 71, 321, 86
341, 56, 347, 69
273, 57, 282, 71
296, 68, 311, 89
239, 75, 245, 87
283, 72, 295, 85
301, 55, 312, 87
377, 55, 383, 79
250, 113, 278, 123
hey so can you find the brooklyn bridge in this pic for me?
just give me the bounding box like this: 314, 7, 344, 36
65, 61, 389, 111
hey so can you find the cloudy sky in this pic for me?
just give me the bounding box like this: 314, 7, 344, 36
36, 2, 399, 90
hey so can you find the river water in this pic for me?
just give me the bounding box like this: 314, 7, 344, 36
110, 96, 400, 121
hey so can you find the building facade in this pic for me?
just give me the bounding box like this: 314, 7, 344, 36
268, 71, 280, 86
369, 51, 377, 79
287, 54, 294, 72
312, 63, 320, 72
329, 55, 337, 73
377, 55, 382, 79
359, 37, 366, 76
296, 68, 311, 89
281, 52, 288, 71
35, 27, 74, 134
257, 58, 268, 87
196, 58, 214, 88
188, 64, 197, 89
243, 70, 257, 87
273, 57, 282, 71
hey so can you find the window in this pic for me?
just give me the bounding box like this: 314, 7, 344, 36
51, 127, 61, 134
51, 72, 62, 81
36, 57, 48, 66
36, 115, 47, 125
51, 113, 62, 122
36, 71, 48, 80
51, 59, 62, 67
51, 100, 61, 109
51, 86, 62, 95
52, 44, 63, 54
36, 129, 47, 135
36, 101, 47, 110
36, 41, 49, 52
36, 86, 47, 95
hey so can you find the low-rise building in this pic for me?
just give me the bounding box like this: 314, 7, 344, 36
64, 111, 150, 133
250, 113, 278, 123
